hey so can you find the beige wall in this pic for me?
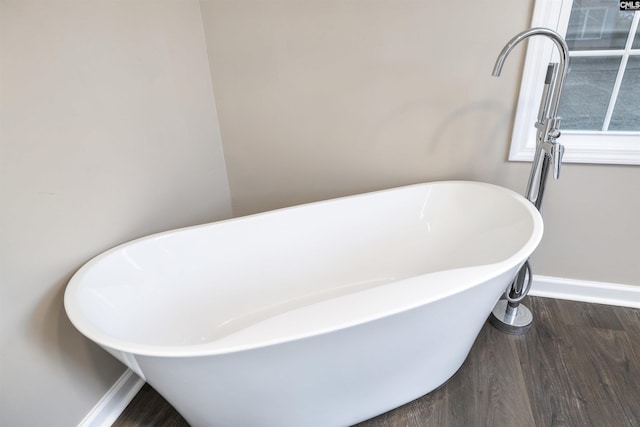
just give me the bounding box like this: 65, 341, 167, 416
200, 0, 639, 285
0, 1, 231, 426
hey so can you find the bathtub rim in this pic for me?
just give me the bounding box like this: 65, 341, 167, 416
64, 180, 543, 358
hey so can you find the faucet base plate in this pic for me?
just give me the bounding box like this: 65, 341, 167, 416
489, 300, 533, 335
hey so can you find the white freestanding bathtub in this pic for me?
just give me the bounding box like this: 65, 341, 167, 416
65, 181, 543, 426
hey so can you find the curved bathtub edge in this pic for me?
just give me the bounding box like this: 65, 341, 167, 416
63, 180, 543, 358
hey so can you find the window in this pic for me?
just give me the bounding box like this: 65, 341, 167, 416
568, 6, 608, 40
508, 0, 640, 165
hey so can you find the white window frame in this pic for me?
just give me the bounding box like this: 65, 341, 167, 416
509, 0, 640, 165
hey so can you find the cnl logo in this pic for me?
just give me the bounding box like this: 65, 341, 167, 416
620, 0, 640, 10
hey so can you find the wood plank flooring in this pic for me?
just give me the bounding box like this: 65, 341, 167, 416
113, 297, 640, 426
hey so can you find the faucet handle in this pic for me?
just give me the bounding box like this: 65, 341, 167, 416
552, 142, 564, 179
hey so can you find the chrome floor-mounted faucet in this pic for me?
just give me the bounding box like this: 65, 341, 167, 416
489, 28, 569, 334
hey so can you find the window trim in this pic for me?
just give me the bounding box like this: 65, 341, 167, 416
508, 0, 640, 165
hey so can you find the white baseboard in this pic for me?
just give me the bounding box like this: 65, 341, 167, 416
78, 369, 145, 427
529, 275, 640, 309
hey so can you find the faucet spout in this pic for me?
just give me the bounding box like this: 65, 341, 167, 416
492, 27, 569, 119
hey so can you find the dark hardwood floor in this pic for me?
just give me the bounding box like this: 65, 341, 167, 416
113, 297, 640, 426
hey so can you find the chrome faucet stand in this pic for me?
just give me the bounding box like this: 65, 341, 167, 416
489, 28, 569, 334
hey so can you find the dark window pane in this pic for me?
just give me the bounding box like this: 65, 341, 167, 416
566, 0, 633, 50
609, 56, 640, 130
558, 56, 621, 130
633, 26, 640, 49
